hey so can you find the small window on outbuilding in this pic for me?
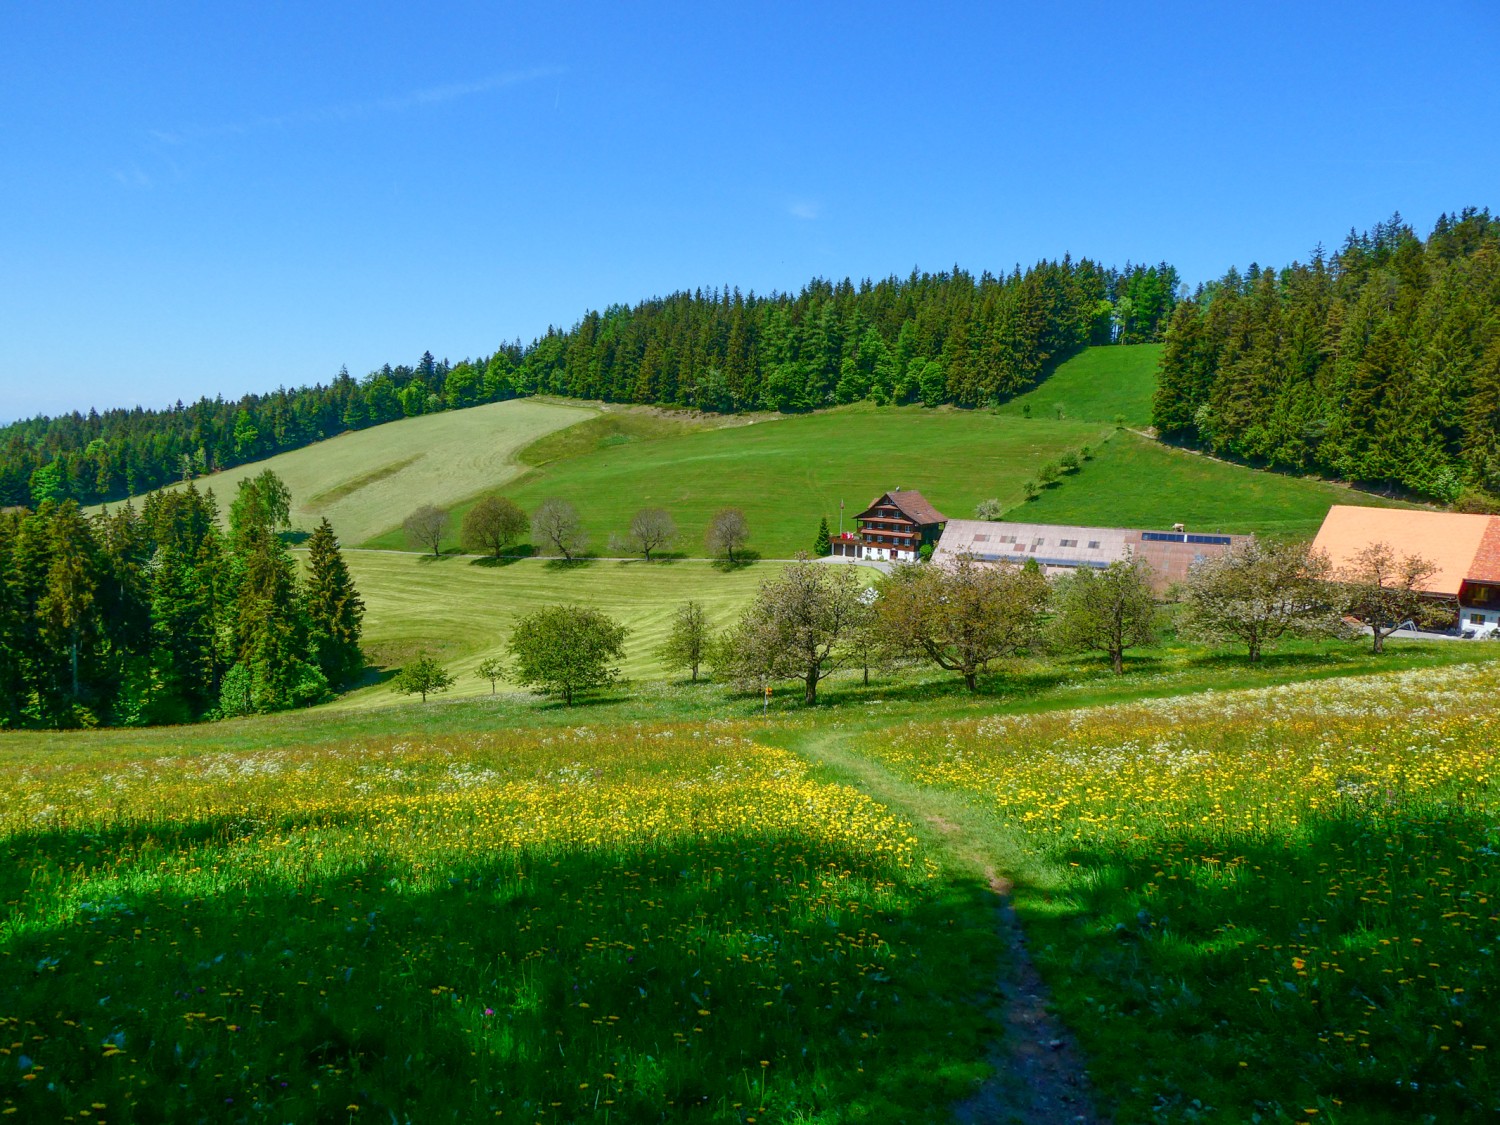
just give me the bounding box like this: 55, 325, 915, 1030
1087, 540, 1100, 549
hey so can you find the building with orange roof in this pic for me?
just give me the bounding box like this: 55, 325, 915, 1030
1310, 505, 1500, 633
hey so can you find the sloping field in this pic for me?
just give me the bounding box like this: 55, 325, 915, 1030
111, 399, 592, 545
365, 405, 1112, 555
333, 551, 808, 708
993, 342, 1162, 426
1018, 430, 1415, 537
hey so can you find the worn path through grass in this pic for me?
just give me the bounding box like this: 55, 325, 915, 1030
775, 726, 1103, 1125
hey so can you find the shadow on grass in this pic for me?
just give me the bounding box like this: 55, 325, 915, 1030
1011, 802, 1500, 1122
543, 556, 597, 570
711, 549, 762, 572
2, 830, 1000, 1124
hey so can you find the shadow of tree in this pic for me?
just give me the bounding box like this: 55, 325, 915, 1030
2, 829, 1000, 1123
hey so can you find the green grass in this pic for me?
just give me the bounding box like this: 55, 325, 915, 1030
0, 723, 998, 1123
515, 404, 748, 466
364, 403, 1112, 555
98, 399, 593, 547
994, 343, 1162, 426
1015, 430, 1415, 537
333, 551, 807, 708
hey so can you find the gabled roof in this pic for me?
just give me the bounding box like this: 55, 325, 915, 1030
1310, 505, 1500, 596
857, 489, 946, 526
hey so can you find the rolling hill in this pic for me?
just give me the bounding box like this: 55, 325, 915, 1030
103, 399, 592, 545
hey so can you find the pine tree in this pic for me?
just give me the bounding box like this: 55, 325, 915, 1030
813, 516, 831, 556
303, 518, 365, 688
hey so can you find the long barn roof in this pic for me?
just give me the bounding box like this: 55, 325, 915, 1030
1310, 505, 1500, 594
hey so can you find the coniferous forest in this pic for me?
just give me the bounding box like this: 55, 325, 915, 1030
0, 472, 364, 729
1154, 208, 1500, 505
0, 260, 1178, 508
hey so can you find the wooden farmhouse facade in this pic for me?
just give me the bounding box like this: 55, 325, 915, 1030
829, 490, 948, 563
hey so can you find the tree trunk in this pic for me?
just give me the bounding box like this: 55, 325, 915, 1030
1372, 627, 1385, 654
964, 670, 977, 692
804, 668, 817, 704
71, 634, 80, 698
1248, 637, 1261, 662
1111, 648, 1123, 675
690, 663, 698, 683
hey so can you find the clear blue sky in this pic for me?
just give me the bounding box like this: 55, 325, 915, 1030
3, 1, 1497, 422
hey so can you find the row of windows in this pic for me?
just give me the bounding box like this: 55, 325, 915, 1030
972, 533, 1100, 549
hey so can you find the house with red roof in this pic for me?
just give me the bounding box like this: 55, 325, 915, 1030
828, 490, 947, 563
1310, 505, 1500, 633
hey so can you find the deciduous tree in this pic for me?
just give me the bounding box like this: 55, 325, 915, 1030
403, 504, 449, 557
507, 604, 628, 705
1180, 538, 1342, 661
706, 508, 750, 563
625, 507, 676, 561
476, 656, 507, 694
462, 496, 529, 558
717, 556, 865, 704
657, 599, 710, 682
875, 553, 1048, 691
391, 652, 455, 703
1051, 555, 1159, 673
532, 498, 588, 561
1337, 541, 1445, 653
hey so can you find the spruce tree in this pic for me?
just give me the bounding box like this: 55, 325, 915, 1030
303, 518, 365, 688
813, 516, 831, 556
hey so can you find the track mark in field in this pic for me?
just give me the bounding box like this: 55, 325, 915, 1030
791, 737, 1104, 1125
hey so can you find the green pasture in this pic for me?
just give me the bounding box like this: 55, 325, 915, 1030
994, 342, 1162, 426
367, 405, 1111, 555
101, 399, 592, 546
1015, 430, 1415, 537
332, 550, 809, 708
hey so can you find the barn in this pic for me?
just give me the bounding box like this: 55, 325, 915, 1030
1310, 505, 1500, 634
932, 518, 1252, 593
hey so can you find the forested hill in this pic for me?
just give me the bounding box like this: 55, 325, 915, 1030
1154, 208, 1500, 506
0, 260, 1179, 508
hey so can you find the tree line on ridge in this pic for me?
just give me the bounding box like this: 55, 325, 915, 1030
1, 261, 1178, 508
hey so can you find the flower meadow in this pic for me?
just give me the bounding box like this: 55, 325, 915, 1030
871, 663, 1500, 1123
0, 725, 997, 1123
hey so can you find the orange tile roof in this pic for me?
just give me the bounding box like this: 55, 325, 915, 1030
1310, 505, 1500, 595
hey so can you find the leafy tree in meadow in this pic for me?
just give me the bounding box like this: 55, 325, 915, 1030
508, 604, 629, 705
717, 556, 866, 704
625, 507, 676, 561
706, 508, 750, 564
813, 516, 831, 556
228, 470, 292, 543
532, 498, 588, 561
403, 504, 449, 557
303, 518, 365, 687
391, 653, 456, 703
1180, 539, 1343, 662
476, 656, 507, 694
462, 495, 529, 559
1336, 542, 1446, 653
875, 553, 1049, 691
657, 599, 711, 682
1050, 555, 1159, 674
973, 498, 1004, 520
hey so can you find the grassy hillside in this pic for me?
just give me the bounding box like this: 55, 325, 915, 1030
1015, 430, 1415, 536
335, 552, 811, 708
366, 405, 1111, 555
104, 399, 592, 545
993, 342, 1162, 426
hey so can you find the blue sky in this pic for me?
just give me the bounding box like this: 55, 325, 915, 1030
3, 1, 1497, 422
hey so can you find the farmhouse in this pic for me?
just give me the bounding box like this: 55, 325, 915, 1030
933, 518, 1252, 593
1311, 505, 1500, 632
829, 489, 948, 563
